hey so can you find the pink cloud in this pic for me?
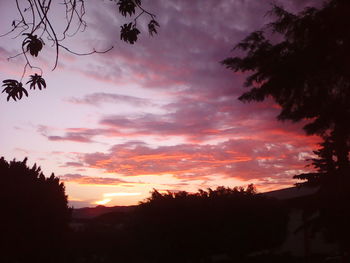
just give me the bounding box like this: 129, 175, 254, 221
61, 162, 84, 167
67, 92, 154, 107
32, 0, 322, 192
79, 139, 315, 184
48, 135, 93, 143
42, 93, 320, 150
60, 173, 129, 186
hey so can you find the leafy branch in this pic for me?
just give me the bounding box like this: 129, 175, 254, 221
118, 0, 160, 43
1, 0, 159, 101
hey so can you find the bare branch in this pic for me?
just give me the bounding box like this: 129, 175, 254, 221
58, 44, 114, 57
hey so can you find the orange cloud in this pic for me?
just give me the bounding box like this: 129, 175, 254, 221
78, 138, 316, 186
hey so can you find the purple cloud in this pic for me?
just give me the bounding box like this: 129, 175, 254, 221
35, 0, 322, 192
67, 92, 154, 107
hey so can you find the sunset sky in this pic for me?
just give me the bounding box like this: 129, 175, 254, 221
0, 0, 321, 207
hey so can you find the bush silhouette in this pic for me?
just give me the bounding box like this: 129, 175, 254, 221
0, 157, 71, 263
128, 186, 288, 262
68, 186, 288, 263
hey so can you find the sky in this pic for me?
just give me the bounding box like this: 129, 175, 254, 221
0, 0, 321, 208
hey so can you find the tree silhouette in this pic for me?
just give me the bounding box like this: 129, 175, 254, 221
66, 186, 289, 262
129, 185, 288, 262
294, 134, 350, 258
222, 0, 350, 256
0, 157, 71, 263
294, 136, 337, 188
1, 0, 159, 101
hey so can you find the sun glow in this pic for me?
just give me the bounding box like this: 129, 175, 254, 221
94, 198, 112, 205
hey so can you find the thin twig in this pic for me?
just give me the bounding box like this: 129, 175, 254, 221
58, 44, 114, 56
15, 0, 27, 26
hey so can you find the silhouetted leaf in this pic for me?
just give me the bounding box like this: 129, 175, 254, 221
26, 74, 46, 90
22, 33, 44, 57
2, 79, 28, 101
120, 23, 140, 44
148, 19, 159, 36
117, 0, 136, 17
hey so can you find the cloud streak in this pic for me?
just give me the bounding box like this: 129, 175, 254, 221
67, 92, 154, 107
76, 139, 315, 184
61, 173, 127, 186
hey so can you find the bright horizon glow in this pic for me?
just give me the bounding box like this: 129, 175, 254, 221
95, 198, 112, 205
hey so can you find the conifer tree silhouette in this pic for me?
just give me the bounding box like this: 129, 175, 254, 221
223, 0, 350, 256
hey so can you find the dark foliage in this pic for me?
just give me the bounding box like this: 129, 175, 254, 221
120, 23, 141, 44
148, 19, 160, 36
293, 137, 350, 256
22, 33, 44, 57
1, 74, 46, 101
69, 185, 288, 263
0, 157, 71, 263
223, 0, 350, 141
117, 0, 158, 44
223, 0, 350, 256
2, 79, 28, 101
26, 73, 46, 90
294, 137, 337, 188
118, 0, 139, 16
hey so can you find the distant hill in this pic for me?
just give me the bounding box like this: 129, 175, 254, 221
72, 187, 317, 219
263, 186, 318, 200
72, 205, 136, 219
